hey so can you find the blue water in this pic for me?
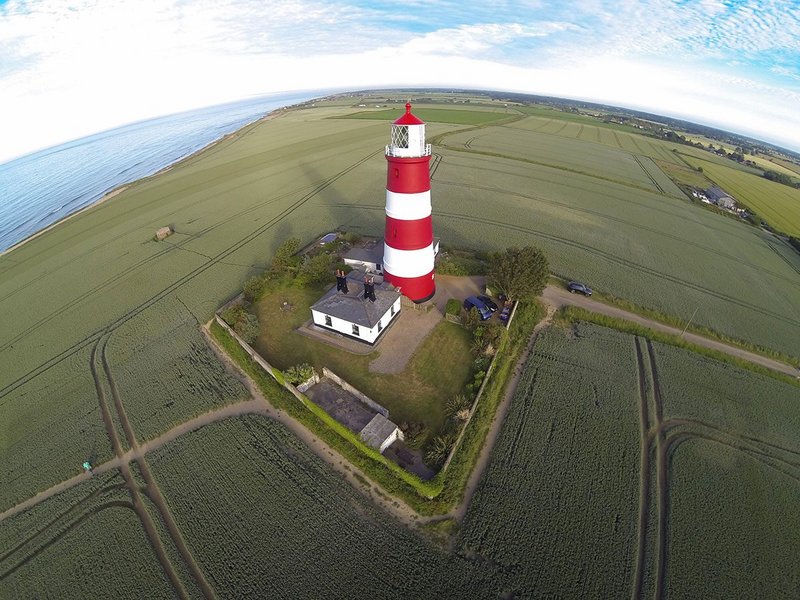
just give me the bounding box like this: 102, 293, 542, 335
0, 91, 322, 252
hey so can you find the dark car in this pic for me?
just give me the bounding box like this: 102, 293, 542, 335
477, 295, 498, 312
463, 296, 493, 320
499, 304, 512, 322
567, 281, 592, 296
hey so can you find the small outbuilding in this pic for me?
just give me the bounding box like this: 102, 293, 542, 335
155, 226, 173, 241
359, 413, 404, 454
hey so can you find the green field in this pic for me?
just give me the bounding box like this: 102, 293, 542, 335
457, 321, 800, 598
2, 92, 800, 597
341, 106, 514, 125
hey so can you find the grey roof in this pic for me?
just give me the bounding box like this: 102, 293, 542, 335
706, 186, 733, 201
311, 273, 400, 329
344, 243, 383, 264
359, 413, 399, 450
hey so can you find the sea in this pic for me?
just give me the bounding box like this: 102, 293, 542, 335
0, 91, 323, 253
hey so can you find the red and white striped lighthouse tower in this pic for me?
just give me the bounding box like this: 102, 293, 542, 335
383, 103, 435, 303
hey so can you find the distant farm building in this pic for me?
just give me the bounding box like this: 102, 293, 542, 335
705, 186, 737, 210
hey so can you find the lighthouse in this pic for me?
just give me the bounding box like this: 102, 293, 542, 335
382, 103, 436, 303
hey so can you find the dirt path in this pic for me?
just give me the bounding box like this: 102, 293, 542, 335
631, 338, 653, 600
542, 286, 798, 378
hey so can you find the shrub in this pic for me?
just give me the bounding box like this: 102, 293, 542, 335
243, 275, 266, 302
445, 298, 462, 316
283, 363, 315, 385
234, 313, 260, 344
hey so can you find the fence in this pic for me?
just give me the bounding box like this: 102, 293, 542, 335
440, 300, 518, 471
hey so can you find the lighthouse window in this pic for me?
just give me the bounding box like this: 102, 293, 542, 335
352, 324, 360, 336
391, 125, 409, 149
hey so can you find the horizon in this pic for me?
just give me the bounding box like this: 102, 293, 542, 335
2, 86, 797, 169
1, 0, 799, 164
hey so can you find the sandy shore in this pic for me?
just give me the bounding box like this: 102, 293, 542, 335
0, 107, 290, 260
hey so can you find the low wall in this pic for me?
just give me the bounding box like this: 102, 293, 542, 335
322, 367, 389, 418
214, 314, 310, 406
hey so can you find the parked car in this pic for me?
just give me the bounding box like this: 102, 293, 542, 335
463, 296, 493, 320
477, 295, 498, 312
499, 304, 512, 322
567, 281, 592, 296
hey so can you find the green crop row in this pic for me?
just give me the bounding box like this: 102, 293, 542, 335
457, 323, 641, 597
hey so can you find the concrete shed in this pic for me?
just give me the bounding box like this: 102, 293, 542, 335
359, 413, 404, 454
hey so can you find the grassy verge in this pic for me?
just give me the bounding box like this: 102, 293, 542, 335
210, 299, 545, 515
558, 306, 800, 388
549, 275, 799, 368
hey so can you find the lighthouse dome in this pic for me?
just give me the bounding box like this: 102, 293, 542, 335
393, 103, 425, 125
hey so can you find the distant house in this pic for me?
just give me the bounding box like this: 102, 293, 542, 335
154, 226, 173, 241
310, 270, 401, 344
706, 186, 737, 210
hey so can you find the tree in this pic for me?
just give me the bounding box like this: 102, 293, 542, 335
243, 275, 266, 302
269, 237, 301, 278
296, 253, 335, 286
487, 246, 549, 301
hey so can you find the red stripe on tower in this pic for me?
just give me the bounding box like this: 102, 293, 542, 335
383, 104, 435, 303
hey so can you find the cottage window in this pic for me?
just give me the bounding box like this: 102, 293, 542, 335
377, 320, 383, 332
352, 324, 360, 336
325, 315, 332, 327
390, 304, 395, 316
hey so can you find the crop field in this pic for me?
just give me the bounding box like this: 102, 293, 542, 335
340, 106, 513, 125
457, 323, 641, 597
458, 321, 800, 598
105, 297, 249, 441
680, 156, 800, 236
0, 470, 174, 599
146, 414, 504, 598
646, 340, 800, 597
1, 93, 800, 596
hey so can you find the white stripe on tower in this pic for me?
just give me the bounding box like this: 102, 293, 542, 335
385, 190, 431, 221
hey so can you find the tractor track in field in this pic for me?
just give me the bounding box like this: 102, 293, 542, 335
633, 154, 665, 194
0, 149, 381, 404
90, 336, 192, 600
99, 336, 217, 600
329, 181, 800, 289
0, 500, 136, 581
646, 340, 668, 600
631, 337, 653, 600
327, 202, 800, 326
0, 482, 126, 566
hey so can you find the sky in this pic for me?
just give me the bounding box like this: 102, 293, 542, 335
1, 0, 799, 163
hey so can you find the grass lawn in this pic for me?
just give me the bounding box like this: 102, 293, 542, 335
252, 280, 473, 439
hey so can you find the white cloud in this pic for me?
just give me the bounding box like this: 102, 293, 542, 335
1, 0, 800, 163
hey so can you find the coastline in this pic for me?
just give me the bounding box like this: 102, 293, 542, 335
0, 107, 289, 260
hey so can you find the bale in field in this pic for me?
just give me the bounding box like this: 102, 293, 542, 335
155, 226, 173, 241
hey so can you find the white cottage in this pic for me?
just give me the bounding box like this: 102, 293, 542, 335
311, 271, 401, 345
